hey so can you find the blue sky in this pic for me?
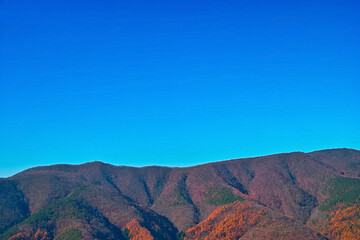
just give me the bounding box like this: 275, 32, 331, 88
0, 0, 359, 177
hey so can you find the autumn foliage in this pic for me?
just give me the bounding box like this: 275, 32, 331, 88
125, 219, 154, 240
9, 229, 51, 240
186, 201, 266, 240
326, 203, 360, 240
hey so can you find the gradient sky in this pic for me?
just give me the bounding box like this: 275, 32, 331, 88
1, 0, 359, 177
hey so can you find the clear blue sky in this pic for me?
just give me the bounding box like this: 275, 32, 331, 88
1, 0, 359, 177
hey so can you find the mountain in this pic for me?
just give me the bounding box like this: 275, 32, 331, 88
0, 148, 359, 239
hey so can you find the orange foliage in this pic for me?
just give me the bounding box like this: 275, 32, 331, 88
327, 204, 360, 240
9, 229, 51, 240
8, 232, 31, 240
33, 229, 51, 240
186, 201, 266, 240
126, 219, 154, 240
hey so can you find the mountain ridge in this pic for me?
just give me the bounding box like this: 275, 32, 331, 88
13, 147, 356, 175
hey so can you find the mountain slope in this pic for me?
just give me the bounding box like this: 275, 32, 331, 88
0, 148, 359, 239
185, 201, 325, 240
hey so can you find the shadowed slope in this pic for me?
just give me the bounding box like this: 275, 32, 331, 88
0, 180, 29, 233
0, 192, 125, 240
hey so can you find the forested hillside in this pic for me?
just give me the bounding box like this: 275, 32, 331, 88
1, 148, 359, 239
